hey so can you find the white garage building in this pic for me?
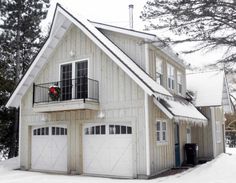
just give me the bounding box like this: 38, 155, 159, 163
6, 4, 212, 179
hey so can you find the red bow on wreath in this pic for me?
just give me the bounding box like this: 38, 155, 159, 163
49, 85, 61, 101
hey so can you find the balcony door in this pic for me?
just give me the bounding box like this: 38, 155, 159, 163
60, 60, 88, 101
61, 63, 72, 101
75, 61, 88, 99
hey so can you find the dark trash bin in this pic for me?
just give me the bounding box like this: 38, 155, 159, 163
184, 143, 198, 165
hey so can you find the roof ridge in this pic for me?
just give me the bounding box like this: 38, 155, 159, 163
90, 20, 157, 37
187, 69, 223, 75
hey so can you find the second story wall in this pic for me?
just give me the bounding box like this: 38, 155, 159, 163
33, 24, 145, 105
97, 28, 187, 97
149, 46, 186, 97
99, 29, 146, 70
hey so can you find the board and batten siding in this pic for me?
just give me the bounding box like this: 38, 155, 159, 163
191, 107, 213, 159
99, 29, 146, 70
149, 98, 175, 175
148, 47, 187, 97
178, 123, 188, 164
20, 24, 148, 177
191, 106, 224, 159
212, 107, 225, 156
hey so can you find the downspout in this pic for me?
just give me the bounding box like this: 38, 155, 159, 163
211, 107, 217, 157
144, 41, 151, 177
18, 103, 21, 168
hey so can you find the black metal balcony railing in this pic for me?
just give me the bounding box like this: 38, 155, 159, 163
33, 77, 99, 104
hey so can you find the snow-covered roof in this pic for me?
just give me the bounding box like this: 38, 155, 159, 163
6, 3, 172, 108
154, 96, 207, 125
187, 70, 225, 107
187, 70, 233, 113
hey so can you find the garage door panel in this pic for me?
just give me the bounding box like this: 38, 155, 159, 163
31, 125, 67, 172
83, 136, 110, 174
109, 137, 132, 176
83, 124, 133, 177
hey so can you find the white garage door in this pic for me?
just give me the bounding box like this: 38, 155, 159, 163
31, 125, 67, 172
83, 123, 133, 177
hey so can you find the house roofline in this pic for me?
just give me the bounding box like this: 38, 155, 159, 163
91, 21, 157, 39
6, 3, 172, 108
5, 4, 58, 108
91, 21, 186, 68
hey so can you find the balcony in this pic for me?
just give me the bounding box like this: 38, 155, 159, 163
33, 77, 99, 112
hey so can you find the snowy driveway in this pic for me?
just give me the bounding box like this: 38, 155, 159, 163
0, 148, 236, 183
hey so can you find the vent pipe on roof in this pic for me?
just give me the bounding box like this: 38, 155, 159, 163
129, 4, 134, 29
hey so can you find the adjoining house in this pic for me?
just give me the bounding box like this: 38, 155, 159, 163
187, 70, 233, 160
5, 4, 229, 179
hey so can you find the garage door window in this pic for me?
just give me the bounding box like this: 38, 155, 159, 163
52, 127, 67, 135
33, 127, 49, 136
84, 125, 106, 135
109, 125, 132, 135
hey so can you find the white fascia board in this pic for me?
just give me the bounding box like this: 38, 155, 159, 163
6, 13, 71, 108
153, 97, 174, 119
92, 21, 156, 40
57, 6, 171, 97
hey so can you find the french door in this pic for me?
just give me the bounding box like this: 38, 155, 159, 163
60, 60, 88, 101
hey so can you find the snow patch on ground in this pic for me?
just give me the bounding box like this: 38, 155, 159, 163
0, 149, 236, 183
0, 157, 19, 170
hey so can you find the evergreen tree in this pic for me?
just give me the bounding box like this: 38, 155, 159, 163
0, 0, 50, 158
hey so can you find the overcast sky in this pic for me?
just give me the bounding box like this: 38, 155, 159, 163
42, 0, 225, 68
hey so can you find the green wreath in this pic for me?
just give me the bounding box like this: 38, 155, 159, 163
48, 85, 61, 101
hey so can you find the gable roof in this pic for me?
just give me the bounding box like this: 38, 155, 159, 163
187, 70, 232, 113
6, 3, 172, 108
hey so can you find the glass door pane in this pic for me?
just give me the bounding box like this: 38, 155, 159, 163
75, 61, 88, 99
61, 63, 72, 100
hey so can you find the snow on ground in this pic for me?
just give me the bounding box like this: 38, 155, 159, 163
0, 148, 236, 183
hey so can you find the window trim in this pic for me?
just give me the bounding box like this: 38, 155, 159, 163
156, 120, 168, 144
59, 58, 90, 100
155, 57, 163, 85
167, 64, 175, 90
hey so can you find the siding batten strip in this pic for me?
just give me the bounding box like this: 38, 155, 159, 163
144, 42, 151, 176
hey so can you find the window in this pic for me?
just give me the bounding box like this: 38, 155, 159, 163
60, 60, 88, 101
109, 125, 132, 135
84, 124, 132, 135
216, 122, 221, 143
61, 63, 72, 100
33, 127, 49, 136
75, 61, 88, 99
177, 71, 183, 95
156, 121, 167, 143
186, 127, 191, 143
84, 125, 106, 135
156, 58, 163, 85
167, 64, 175, 90
52, 127, 67, 135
